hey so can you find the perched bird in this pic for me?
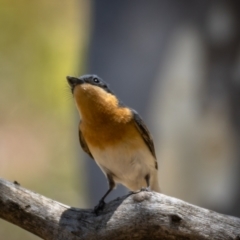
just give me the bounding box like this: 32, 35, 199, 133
67, 74, 160, 213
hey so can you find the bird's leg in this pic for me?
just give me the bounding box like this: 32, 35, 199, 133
141, 174, 150, 191
128, 174, 151, 195
94, 174, 115, 215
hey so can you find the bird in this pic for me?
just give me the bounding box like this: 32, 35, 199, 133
67, 74, 160, 213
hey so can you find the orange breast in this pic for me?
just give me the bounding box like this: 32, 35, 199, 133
74, 83, 139, 149
80, 112, 140, 149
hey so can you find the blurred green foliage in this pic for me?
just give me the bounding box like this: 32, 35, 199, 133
0, 0, 90, 239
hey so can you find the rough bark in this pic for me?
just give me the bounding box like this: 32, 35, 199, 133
0, 178, 240, 240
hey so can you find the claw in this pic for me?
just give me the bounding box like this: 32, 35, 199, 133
93, 200, 105, 215
128, 187, 151, 196
128, 190, 140, 195
140, 186, 150, 192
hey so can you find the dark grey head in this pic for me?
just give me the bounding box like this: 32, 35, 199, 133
66, 74, 112, 94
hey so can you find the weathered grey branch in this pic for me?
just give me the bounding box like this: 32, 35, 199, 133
0, 178, 240, 240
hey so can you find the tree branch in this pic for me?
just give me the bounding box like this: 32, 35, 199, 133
0, 178, 240, 240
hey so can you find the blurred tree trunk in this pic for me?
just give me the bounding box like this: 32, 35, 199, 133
202, 0, 240, 216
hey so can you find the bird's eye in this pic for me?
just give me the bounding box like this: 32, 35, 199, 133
93, 78, 99, 83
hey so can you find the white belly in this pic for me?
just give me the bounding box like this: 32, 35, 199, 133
88, 140, 158, 191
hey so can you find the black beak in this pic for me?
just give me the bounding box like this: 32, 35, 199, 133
66, 76, 84, 92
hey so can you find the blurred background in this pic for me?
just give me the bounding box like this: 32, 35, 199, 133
1, 0, 240, 239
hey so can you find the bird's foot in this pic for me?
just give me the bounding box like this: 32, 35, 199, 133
93, 199, 105, 215
128, 186, 151, 196
128, 190, 139, 195
140, 186, 150, 192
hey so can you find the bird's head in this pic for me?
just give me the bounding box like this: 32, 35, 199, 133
67, 75, 112, 94
66, 74, 119, 117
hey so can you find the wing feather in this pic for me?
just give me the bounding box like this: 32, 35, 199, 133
132, 110, 158, 170
78, 122, 94, 159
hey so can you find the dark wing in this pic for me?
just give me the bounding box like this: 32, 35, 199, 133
78, 122, 94, 159
132, 110, 158, 170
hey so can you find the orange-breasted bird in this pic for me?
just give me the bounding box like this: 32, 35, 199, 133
67, 74, 160, 213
